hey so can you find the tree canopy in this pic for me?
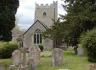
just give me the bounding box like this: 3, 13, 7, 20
61, 0, 96, 45
0, 0, 19, 41
42, 18, 67, 44
42, 0, 96, 46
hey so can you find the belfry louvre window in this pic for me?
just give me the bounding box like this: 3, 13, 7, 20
34, 29, 42, 44
43, 11, 46, 17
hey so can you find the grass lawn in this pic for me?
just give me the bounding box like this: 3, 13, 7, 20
0, 49, 95, 70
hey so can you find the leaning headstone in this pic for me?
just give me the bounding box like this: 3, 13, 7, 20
77, 45, 84, 56
12, 50, 22, 66
90, 63, 96, 70
28, 45, 41, 66
52, 48, 63, 66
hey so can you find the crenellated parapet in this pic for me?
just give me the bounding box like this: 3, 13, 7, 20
35, 1, 58, 8
35, 1, 58, 28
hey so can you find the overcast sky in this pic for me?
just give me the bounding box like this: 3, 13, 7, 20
15, 0, 67, 30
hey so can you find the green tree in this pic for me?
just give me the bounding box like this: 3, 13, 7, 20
60, 0, 96, 46
43, 0, 96, 46
79, 28, 96, 62
0, 0, 19, 41
42, 18, 66, 44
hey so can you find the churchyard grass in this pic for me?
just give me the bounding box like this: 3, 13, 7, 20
0, 59, 12, 69
0, 49, 95, 70
38, 50, 94, 70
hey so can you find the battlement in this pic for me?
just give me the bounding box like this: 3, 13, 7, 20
35, 1, 58, 8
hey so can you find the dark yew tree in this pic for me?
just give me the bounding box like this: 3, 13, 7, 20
42, 18, 67, 45
60, 0, 96, 46
0, 0, 19, 41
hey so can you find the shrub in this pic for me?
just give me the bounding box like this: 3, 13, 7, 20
0, 41, 20, 59
79, 28, 96, 62
38, 44, 44, 52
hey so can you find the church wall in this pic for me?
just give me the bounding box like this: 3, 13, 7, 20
43, 39, 53, 50
23, 21, 53, 50
12, 36, 19, 42
12, 33, 23, 42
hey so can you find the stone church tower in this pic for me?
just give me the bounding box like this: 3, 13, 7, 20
35, 1, 58, 28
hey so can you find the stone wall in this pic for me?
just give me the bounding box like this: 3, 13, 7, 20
12, 33, 23, 42
23, 21, 53, 50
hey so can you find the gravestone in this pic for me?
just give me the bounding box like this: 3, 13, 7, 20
52, 48, 63, 66
68, 46, 73, 49
28, 45, 41, 66
12, 50, 22, 66
90, 63, 96, 70
26, 58, 37, 70
77, 45, 84, 56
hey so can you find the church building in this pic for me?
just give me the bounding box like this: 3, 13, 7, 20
23, 1, 58, 50
12, 1, 67, 50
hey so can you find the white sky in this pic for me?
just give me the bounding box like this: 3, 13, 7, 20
15, 0, 67, 30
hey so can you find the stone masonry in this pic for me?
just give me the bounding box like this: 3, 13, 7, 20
28, 45, 41, 66
12, 50, 22, 66
52, 48, 63, 66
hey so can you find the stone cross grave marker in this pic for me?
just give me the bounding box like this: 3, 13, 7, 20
28, 45, 41, 66
12, 50, 22, 66
77, 45, 84, 56
52, 48, 63, 66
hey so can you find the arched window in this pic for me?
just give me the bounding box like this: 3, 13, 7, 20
34, 29, 42, 44
16, 38, 23, 48
43, 11, 46, 17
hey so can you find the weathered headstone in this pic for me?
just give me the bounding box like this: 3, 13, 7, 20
77, 45, 84, 56
28, 45, 41, 66
31, 59, 37, 70
12, 50, 22, 66
90, 63, 96, 70
25, 58, 37, 70
52, 48, 63, 66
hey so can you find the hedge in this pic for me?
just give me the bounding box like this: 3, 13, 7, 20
79, 28, 96, 62
0, 41, 20, 59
